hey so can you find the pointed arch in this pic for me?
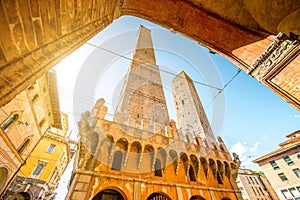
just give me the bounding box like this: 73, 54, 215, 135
141, 144, 154, 172
217, 160, 224, 184
116, 138, 128, 151
209, 158, 217, 178
127, 141, 142, 170
157, 147, 167, 170
190, 154, 200, 177
200, 157, 208, 178
224, 161, 231, 178
169, 149, 178, 174
180, 152, 189, 175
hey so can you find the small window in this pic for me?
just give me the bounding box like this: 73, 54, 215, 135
270, 160, 280, 170
1, 114, 19, 131
32, 164, 44, 176
278, 173, 288, 181
31, 94, 40, 103
18, 139, 30, 154
293, 168, 300, 178
283, 155, 294, 166
46, 144, 56, 153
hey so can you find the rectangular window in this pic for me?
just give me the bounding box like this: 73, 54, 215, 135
293, 168, 300, 178
270, 160, 280, 170
46, 144, 56, 153
278, 173, 288, 181
282, 189, 293, 200
289, 188, 300, 197
283, 155, 294, 166
32, 161, 46, 178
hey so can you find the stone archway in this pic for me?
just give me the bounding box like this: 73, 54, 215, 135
92, 189, 125, 200
0, 167, 8, 191
0, 0, 299, 110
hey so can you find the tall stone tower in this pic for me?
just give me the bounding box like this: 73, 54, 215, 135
66, 26, 241, 200
172, 71, 216, 145
114, 25, 169, 133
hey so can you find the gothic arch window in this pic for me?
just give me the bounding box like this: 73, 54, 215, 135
189, 165, 196, 182
1, 113, 19, 131
154, 159, 162, 177
112, 151, 123, 171
17, 138, 30, 154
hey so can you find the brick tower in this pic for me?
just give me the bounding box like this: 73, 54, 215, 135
172, 71, 216, 145
66, 26, 241, 200
114, 25, 169, 134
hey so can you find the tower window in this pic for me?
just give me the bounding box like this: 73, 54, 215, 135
46, 144, 56, 153
1, 114, 19, 131
18, 139, 30, 154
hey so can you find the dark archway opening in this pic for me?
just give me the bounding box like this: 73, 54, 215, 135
147, 193, 171, 200
92, 189, 125, 200
190, 196, 206, 200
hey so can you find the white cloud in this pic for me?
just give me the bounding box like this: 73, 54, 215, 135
293, 114, 300, 118
249, 142, 259, 152
229, 142, 247, 157
229, 142, 260, 170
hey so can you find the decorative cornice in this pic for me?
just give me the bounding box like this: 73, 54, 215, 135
248, 33, 300, 81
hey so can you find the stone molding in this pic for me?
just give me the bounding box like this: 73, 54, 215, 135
249, 33, 300, 81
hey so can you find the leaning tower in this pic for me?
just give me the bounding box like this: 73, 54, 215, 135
66, 26, 241, 200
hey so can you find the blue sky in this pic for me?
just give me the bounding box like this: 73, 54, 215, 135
53, 16, 300, 199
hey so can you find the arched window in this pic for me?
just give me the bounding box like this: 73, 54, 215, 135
18, 139, 30, 154
32, 163, 44, 176
189, 165, 196, 182
154, 159, 162, 177
111, 151, 123, 171
1, 114, 19, 131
